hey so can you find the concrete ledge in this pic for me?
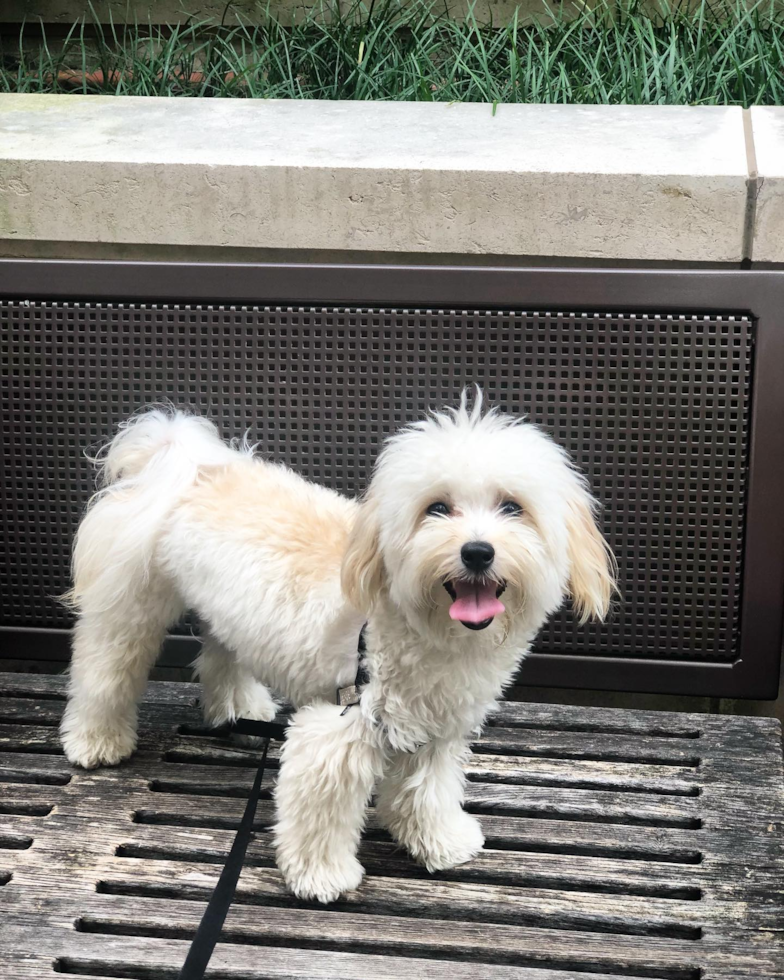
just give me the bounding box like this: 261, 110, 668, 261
749, 107, 784, 265
0, 95, 752, 262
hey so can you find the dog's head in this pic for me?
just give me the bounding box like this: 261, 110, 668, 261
341, 392, 617, 639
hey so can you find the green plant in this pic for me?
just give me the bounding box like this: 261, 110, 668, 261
1, 0, 782, 105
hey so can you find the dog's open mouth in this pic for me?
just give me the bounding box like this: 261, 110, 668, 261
444, 579, 506, 630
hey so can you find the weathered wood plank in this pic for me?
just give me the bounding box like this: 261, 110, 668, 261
86, 857, 784, 928
0, 698, 63, 726
6, 917, 639, 980
0, 745, 773, 838
0, 756, 73, 784
0, 696, 202, 731
3, 892, 783, 979
4, 873, 715, 935
98, 826, 781, 905
0, 671, 200, 706
0, 672, 782, 980
491, 698, 783, 742
123, 798, 784, 867
473, 728, 703, 766
159, 741, 710, 806
7, 812, 779, 911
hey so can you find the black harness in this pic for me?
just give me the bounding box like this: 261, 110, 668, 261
177, 627, 368, 980
337, 623, 370, 713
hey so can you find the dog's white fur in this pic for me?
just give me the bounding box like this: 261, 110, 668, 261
61, 394, 616, 903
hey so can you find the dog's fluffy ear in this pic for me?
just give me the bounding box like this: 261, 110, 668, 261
566, 491, 618, 624
341, 497, 385, 612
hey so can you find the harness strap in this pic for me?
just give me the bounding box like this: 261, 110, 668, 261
230, 717, 288, 740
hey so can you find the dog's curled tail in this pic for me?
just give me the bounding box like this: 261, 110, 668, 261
94, 408, 236, 486
66, 408, 241, 612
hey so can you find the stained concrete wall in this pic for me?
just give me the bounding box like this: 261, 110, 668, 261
2, 0, 778, 26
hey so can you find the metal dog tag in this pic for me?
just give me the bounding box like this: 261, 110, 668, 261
337, 684, 360, 708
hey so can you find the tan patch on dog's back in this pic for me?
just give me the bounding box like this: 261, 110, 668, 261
183, 459, 357, 588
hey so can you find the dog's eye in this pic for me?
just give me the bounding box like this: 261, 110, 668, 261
500, 500, 523, 517
426, 502, 451, 518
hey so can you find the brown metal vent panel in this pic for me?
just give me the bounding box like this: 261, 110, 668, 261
0, 303, 753, 663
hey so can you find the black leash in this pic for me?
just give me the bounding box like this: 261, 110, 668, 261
177, 723, 280, 980
178, 629, 368, 980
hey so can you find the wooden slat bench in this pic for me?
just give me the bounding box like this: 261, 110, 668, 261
0, 671, 782, 980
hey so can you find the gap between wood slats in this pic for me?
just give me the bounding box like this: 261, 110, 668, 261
0, 802, 53, 816
112, 842, 703, 894
138, 787, 703, 829
146, 774, 703, 817
470, 746, 701, 769
0, 769, 71, 786
161, 748, 702, 771
0, 834, 32, 849
129, 809, 704, 865
75, 913, 702, 945
149, 765, 702, 799
0, 711, 61, 727
485, 719, 703, 740
99, 868, 702, 904
0, 689, 66, 702
179, 720, 704, 740
0, 733, 702, 771
72, 917, 704, 974
465, 772, 700, 797
52, 955, 699, 980
464, 805, 701, 830
0, 744, 65, 757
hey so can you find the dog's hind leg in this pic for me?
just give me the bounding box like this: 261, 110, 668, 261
274, 703, 384, 903
195, 635, 278, 732
375, 736, 485, 872
61, 576, 182, 769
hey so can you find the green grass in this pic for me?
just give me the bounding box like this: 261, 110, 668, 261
1, 0, 783, 105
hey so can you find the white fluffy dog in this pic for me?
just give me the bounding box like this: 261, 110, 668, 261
61, 393, 616, 903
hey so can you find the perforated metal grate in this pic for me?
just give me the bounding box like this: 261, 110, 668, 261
0, 302, 753, 663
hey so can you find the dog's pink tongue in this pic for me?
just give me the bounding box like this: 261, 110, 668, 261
449, 581, 505, 624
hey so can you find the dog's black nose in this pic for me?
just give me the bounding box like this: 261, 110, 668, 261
461, 540, 495, 573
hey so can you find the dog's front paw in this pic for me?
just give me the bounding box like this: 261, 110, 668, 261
281, 856, 365, 904
61, 722, 136, 769
409, 811, 485, 872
